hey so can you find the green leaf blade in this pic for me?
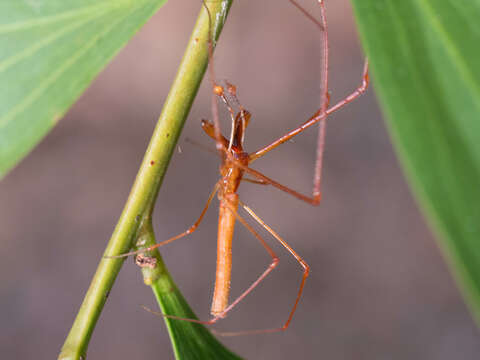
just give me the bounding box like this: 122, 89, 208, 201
351, 0, 480, 320
152, 274, 243, 360
0, 0, 168, 178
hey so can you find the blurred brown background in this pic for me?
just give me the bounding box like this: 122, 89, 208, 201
1, 1, 479, 359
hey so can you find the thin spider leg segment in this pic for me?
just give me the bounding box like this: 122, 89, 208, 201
141, 305, 219, 326
313, 0, 329, 199
216, 199, 310, 337
239, 162, 322, 205
242, 177, 269, 185
201, 0, 225, 152
105, 182, 220, 259
313, 119, 327, 199
288, 0, 324, 30
184, 137, 217, 155
249, 59, 369, 163
140, 200, 280, 329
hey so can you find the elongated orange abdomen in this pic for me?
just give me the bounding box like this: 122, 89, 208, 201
211, 193, 239, 317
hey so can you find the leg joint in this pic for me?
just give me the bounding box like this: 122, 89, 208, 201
185, 225, 197, 235
300, 260, 310, 275
312, 192, 322, 206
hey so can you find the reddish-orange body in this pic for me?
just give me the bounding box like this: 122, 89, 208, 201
201, 111, 251, 316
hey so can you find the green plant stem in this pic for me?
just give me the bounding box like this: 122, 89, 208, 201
59, 2, 233, 359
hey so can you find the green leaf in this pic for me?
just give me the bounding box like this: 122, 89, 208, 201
351, 0, 480, 321
152, 279, 242, 360
0, 0, 167, 178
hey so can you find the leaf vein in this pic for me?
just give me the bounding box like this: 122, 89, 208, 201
0, 0, 134, 34
0, 7, 137, 130
0, 10, 109, 74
